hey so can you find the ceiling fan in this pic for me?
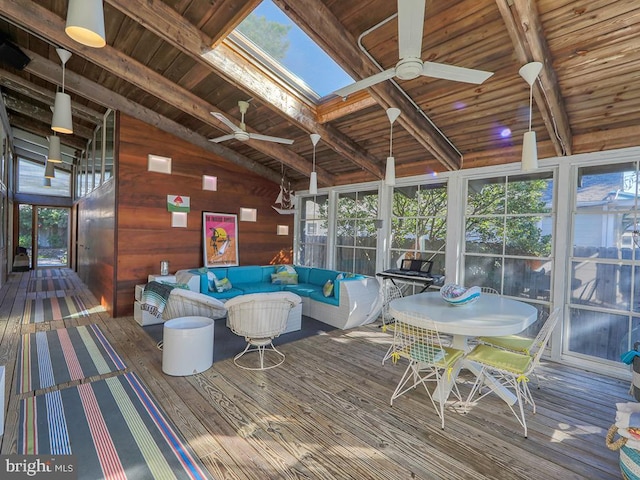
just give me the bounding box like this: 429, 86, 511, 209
333, 0, 494, 99
210, 101, 294, 145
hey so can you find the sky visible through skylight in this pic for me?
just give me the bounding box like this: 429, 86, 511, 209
237, 1, 353, 98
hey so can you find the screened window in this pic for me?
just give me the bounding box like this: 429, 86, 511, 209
464, 172, 554, 308
569, 162, 640, 362
391, 182, 447, 277
17, 158, 71, 197
336, 189, 378, 275
298, 195, 328, 267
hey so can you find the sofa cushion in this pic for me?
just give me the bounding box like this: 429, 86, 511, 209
236, 282, 282, 294
227, 266, 263, 284
309, 289, 340, 306
260, 266, 277, 282
322, 279, 334, 297
308, 268, 340, 287
284, 283, 322, 298
294, 266, 312, 283
202, 288, 244, 300
271, 272, 298, 284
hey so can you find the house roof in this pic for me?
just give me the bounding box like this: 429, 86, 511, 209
1, 1, 639, 190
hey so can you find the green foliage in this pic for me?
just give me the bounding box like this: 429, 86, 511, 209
237, 14, 291, 61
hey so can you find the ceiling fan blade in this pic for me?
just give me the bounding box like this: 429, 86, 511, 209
398, 0, 426, 60
422, 61, 494, 84
333, 68, 397, 98
211, 111, 241, 132
248, 133, 294, 145
208, 134, 236, 143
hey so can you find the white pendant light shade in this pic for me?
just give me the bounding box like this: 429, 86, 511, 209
385, 156, 396, 186
44, 160, 55, 179
309, 133, 320, 194
52, 49, 73, 134
51, 92, 73, 134
519, 62, 543, 87
385, 107, 401, 185
519, 61, 542, 172
65, 0, 106, 48
309, 171, 318, 195
521, 131, 538, 172
47, 135, 62, 163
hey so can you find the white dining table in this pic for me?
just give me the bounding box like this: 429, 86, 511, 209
388, 291, 538, 405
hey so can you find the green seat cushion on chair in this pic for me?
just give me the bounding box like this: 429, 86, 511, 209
406, 343, 463, 367
478, 335, 534, 354
466, 344, 532, 374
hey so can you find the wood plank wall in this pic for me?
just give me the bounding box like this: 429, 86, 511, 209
113, 114, 294, 317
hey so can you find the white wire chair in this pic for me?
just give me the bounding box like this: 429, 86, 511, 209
380, 281, 405, 364
163, 288, 227, 320
226, 292, 301, 370
389, 310, 465, 429
465, 307, 561, 437
480, 287, 499, 295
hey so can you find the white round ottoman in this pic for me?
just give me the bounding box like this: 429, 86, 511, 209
162, 316, 214, 376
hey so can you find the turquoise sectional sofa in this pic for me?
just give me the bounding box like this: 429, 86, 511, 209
175, 265, 381, 330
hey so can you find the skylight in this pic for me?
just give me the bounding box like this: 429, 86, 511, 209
232, 0, 353, 100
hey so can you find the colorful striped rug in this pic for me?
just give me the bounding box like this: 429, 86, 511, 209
28, 277, 76, 292
16, 324, 127, 393
18, 372, 213, 480
30, 268, 72, 278
23, 295, 89, 324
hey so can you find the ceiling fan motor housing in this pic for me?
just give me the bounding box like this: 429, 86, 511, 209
395, 57, 423, 80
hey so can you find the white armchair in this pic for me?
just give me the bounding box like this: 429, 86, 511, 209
225, 292, 301, 370
163, 288, 227, 321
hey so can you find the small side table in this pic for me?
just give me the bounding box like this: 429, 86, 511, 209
162, 317, 214, 376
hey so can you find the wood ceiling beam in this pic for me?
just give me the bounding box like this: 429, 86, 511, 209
273, 0, 462, 171
316, 91, 377, 124
206, 0, 263, 48
496, 0, 572, 156
8, 115, 87, 151
0, 69, 105, 125
21, 49, 284, 185
3, 94, 95, 139
106, 0, 380, 180
2, 0, 334, 186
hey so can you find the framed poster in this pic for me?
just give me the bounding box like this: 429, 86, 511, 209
203, 212, 239, 267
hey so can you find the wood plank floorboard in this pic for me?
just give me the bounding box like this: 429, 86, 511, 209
0, 269, 631, 479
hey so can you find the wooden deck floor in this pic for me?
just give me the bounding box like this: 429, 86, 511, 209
0, 269, 630, 479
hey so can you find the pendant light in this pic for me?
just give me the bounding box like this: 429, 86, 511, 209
385, 107, 401, 186
309, 133, 320, 194
43, 177, 52, 187
65, 0, 106, 48
51, 49, 73, 134
47, 135, 62, 163
519, 61, 542, 172
44, 160, 55, 179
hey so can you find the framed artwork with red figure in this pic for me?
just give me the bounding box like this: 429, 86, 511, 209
202, 212, 239, 267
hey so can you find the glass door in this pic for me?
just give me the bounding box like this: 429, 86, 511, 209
35, 207, 69, 268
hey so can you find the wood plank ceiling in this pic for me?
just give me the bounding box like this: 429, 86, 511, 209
1, 0, 639, 190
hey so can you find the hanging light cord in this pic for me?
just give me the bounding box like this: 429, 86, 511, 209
389, 122, 393, 157
61, 60, 66, 94
528, 82, 533, 132
312, 143, 316, 172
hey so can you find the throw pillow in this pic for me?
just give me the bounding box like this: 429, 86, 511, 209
277, 264, 297, 274
271, 272, 298, 285
214, 276, 232, 292
207, 271, 217, 292
323, 279, 334, 297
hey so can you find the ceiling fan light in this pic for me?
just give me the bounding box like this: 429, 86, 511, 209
309, 171, 318, 195
47, 135, 62, 163
521, 131, 538, 172
65, 0, 106, 48
44, 160, 56, 179
385, 156, 396, 186
51, 92, 73, 134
